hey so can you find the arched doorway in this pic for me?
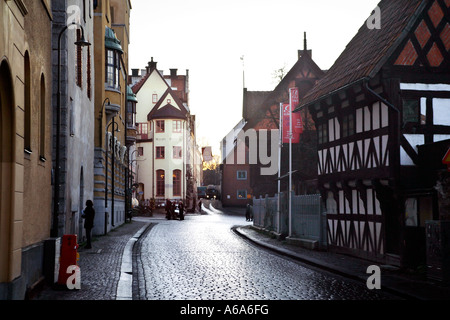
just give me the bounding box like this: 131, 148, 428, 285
0, 60, 14, 283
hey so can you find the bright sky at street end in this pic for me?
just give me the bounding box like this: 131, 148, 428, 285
128, 0, 380, 156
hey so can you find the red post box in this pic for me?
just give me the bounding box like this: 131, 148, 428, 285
57, 234, 79, 286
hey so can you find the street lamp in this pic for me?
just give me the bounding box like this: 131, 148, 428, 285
52, 23, 91, 238
105, 116, 120, 233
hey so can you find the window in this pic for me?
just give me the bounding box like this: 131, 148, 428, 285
156, 170, 165, 196
76, 29, 83, 88
127, 100, 136, 128
138, 147, 144, 156
173, 170, 181, 196
237, 190, 247, 199
318, 123, 328, 144
156, 146, 165, 159
87, 46, 91, 99
39, 74, 46, 160
138, 123, 148, 135
156, 120, 165, 133
173, 120, 182, 133
24, 51, 31, 153
237, 170, 247, 180
106, 49, 120, 89
342, 114, 355, 138
173, 146, 182, 159
152, 94, 158, 103
402, 98, 419, 124
137, 123, 148, 140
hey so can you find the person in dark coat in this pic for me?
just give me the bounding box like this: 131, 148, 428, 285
83, 200, 95, 249
245, 203, 251, 221
165, 199, 172, 219
179, 201, 184, 220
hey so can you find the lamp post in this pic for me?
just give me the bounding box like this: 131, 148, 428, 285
106, 116, 120, 232
52, 23, 91, 238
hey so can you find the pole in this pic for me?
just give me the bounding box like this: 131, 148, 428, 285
289, 90, 293, 238
278, 103, 282, 234
112, 116, 115, 227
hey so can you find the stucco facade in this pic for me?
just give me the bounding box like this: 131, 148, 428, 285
0, 0, 53, 299
93, 0, 133, 236
51, 0, 95, 240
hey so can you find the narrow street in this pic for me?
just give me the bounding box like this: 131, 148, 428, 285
133, 208, 397, 300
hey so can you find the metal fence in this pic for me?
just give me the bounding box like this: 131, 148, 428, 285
253, 192, 326, 249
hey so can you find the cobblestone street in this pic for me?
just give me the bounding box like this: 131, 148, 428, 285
134, 210, 396, 300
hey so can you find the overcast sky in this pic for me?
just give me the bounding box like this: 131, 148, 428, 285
128, 0, 381, 155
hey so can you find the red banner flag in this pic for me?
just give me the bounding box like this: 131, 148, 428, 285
293, 112, 303, 134
282, 104, 300, 144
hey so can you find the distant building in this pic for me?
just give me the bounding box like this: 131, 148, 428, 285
221, 36, 325, 206
132, 59, 202, 210
221, 119, 253, 207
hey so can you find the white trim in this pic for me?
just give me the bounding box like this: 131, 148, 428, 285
400, 83, 450, 91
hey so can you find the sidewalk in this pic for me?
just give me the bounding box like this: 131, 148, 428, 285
32, 219, 153, 300
233, 224, 450, 300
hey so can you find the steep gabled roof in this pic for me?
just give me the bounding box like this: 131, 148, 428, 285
147, 88, 188, 120
243, 50, 325, 130
132, 68, 156, 94
299, 0, 425, 108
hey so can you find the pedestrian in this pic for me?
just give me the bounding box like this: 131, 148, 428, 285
165, 199, 172, 219
179, 201, 184, 220
245, 203, 251, 221
82, 199, 95, 249
198, 200, 202, 212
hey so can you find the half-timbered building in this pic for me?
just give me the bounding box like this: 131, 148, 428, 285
297, 0, 450, 267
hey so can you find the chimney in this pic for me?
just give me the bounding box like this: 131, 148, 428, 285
170, 69, 178, 77
131, 69, 139, 77
147, 57, 157, 73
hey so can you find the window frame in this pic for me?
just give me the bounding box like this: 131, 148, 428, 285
156, 146, 165, 159
173, 120, 182, 133
156, 120, 165, 133
236, 170, 247, 180
173, 169, 181, 196
156, 169, 165, 196
105, 48, 120, 90
237, 189, 247, 199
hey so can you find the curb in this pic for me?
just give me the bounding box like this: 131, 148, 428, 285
232, 226, 419, 300
116, 222, 153, 300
